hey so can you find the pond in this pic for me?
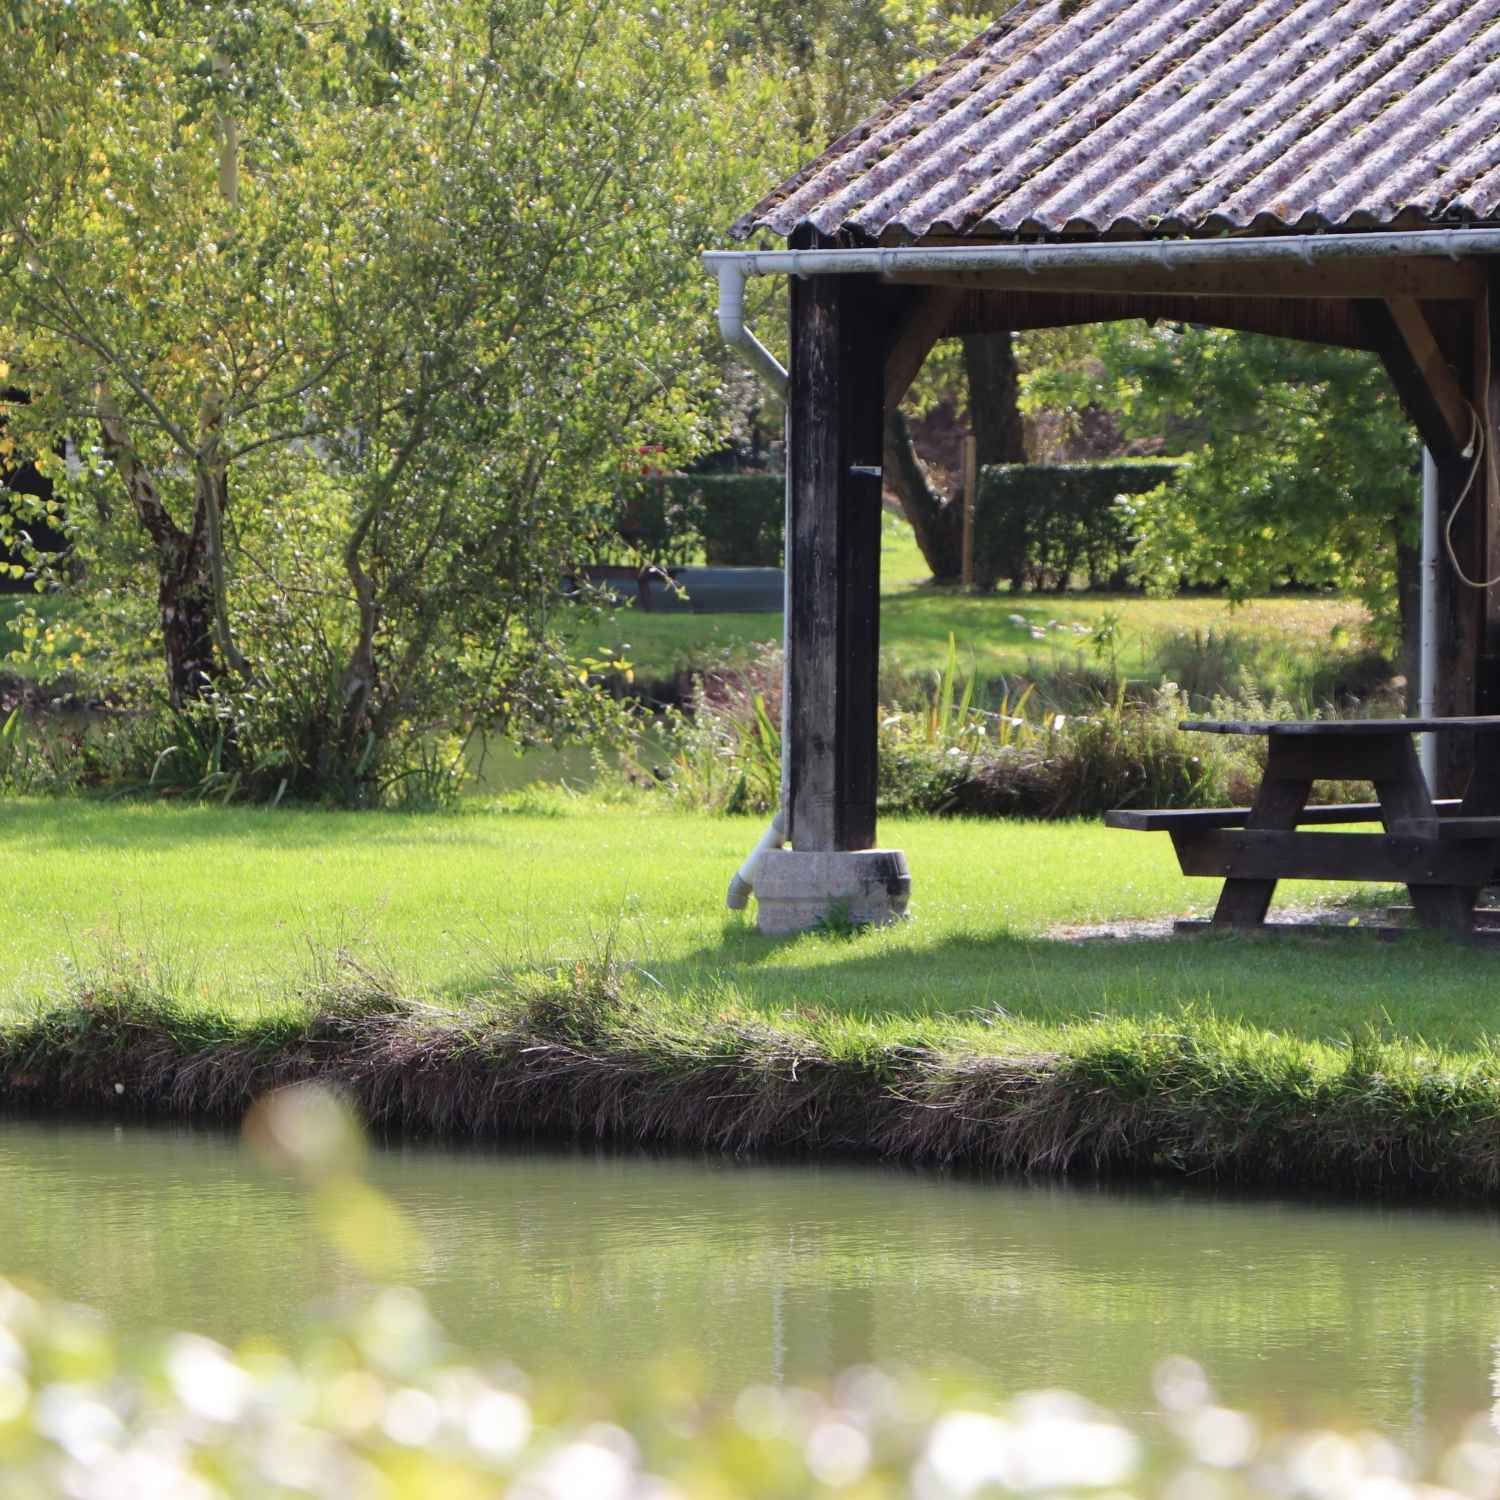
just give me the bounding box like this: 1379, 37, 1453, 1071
3, 1118, 1497, 1444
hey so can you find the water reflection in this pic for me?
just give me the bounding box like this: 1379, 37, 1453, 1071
2, 1118, 1498, 1436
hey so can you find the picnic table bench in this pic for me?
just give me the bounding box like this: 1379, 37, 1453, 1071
1105, 717, 1500, 938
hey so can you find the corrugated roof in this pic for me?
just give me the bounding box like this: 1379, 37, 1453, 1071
734, 0, 1500, 242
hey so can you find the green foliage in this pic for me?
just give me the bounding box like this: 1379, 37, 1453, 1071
613, 475, 785, 568
0, 708, 85, 796
0, 0, 781, 801
878, 680, 1249, 819
637, 643, 784, 813
630, 639, 1254, 819
1024, 326, 1418, 646
973, 460, 1183, 592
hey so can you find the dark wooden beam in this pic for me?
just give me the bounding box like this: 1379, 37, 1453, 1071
884, 286, 961, 409
1359, 291, 1495, 791
1354, 298, 1465, 465
952, 289, 1373, 349
787, 264, 892, 852
1386, 295, 1471, 452
1476, 266, 1500, 743
883, 256, 1486, 304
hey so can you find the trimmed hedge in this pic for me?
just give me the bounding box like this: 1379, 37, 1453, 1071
616, 474, 783, 567
973, 460, 1181, 592
613, 462, 1181, 585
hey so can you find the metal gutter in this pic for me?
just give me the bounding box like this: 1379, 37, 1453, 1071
705, 227, 1500, 283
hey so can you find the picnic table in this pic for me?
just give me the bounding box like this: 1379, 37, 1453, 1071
1105, 717, 1500, 938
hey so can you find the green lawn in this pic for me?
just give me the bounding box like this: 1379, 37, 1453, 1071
562, 515, 1372, 696
2, 796, 1488, 1055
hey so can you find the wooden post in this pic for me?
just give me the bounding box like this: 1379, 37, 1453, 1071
786, 261, 891, 852
1464, 267, 1500, 815
961, 434, 977, 591
1477, 268, 1500, 717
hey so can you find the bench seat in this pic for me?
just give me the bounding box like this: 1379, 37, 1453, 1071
1103, 799, 1462, 833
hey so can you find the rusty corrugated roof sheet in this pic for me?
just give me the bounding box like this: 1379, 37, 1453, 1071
734, 0, 1500, 242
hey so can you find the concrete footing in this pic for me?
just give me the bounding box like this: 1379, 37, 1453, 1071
754, 849, 911, 936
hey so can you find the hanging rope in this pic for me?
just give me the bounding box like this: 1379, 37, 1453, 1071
1442, 403, 1496, 589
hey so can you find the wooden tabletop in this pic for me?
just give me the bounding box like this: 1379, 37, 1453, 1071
1180, 716, 1500, 737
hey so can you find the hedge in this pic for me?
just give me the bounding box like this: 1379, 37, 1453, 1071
615, 474, 783, 567
972, 460, 1181, 592
612, 462, 1182, 585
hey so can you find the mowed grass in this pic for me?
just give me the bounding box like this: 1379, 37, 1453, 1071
563, 515, 1370, 687
3, 796, 1495, 1056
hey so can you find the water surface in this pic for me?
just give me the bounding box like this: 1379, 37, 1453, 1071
2, 1119, 1496, 1443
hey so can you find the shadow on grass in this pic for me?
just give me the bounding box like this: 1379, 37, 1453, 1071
649, 920, 1494, 1051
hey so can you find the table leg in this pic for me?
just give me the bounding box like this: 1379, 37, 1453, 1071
1211, 745, 1312, 928
1375, 735, 1477, 935
1459, 737, 1500, 816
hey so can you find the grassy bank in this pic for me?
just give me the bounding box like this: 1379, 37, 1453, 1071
560, 515, 1375, 699
4, 798, 1499, 1196
565, 588, 1374, 700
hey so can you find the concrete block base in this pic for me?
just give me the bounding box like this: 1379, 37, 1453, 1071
755, 849, 911, 936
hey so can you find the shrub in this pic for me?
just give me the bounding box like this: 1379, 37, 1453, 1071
880, 679, 1247, 819
629, 639, 1259, 820
614, 475, 784, 567
973, 460, 1182, 592
627, 642, 784, 814
1155, 628, 1399, 714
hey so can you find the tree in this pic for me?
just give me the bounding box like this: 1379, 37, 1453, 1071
1025, 322, 1419, 658
0, 0, 776, 798
714, 0, 1022, 586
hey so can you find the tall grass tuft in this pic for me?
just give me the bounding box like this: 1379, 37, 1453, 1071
627, 637, 1256, 819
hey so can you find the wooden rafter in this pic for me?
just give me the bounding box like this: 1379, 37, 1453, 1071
883, 287, 962, 409
1387, 295, 1473, 452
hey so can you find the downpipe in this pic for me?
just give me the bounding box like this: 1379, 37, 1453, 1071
714, 263, 792, 911
1418, 449, 1440, 790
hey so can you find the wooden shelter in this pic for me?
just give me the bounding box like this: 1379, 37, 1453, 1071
709, 0, 1500, 931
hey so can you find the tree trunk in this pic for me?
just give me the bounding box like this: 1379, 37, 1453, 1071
158, 559, 221, 708
882, 408, 961, 582
962, 332, 1026, 466
963, 332, 1028, 589
97, 393, 221, 707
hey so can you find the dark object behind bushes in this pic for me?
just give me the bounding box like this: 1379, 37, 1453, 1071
973, 460, 1181, 592
616, 475, 783, 567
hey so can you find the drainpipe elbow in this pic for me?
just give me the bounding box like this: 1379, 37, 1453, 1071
713, 262, 788, 396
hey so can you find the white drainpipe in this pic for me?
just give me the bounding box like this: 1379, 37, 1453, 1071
709, 226, 1500, 904
1419, 448, 1440, 791
715, 260, 788, 398
717, 264, 791, 910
